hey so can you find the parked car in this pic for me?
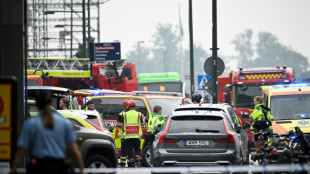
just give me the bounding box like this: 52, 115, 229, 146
88, 91, 183, 166
153, 103, 250, 167
27, 99, 118, 170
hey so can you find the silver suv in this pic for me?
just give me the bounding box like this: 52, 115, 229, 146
153, 103, 250, 167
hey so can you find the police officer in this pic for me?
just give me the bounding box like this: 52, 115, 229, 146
116, 100, 129, 167
191, 93, 202, 104
120, 100, 145, 167
146, 105, 165, 166
250, 96, 274, 149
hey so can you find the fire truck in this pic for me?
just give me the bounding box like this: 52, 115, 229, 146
26, 58, 138, 92
219, 66, 295, 149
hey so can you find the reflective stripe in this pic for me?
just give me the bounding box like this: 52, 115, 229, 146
124, 123, 140, 126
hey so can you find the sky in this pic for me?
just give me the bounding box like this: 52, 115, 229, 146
100, 0, 310, 69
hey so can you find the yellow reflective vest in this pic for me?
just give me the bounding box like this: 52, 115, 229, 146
118, 111, 126, 139
124, 110, 143, 139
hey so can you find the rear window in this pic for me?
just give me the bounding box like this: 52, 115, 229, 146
168, 116, 225, 133
87, 115, 99, 127
93, 98, 148, 120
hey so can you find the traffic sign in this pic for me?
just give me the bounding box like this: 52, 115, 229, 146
204, 57, 225, 76
89, 42, 121, 62
197, 75, 211, 91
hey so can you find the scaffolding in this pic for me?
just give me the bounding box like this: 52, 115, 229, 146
27, 0, 107, 58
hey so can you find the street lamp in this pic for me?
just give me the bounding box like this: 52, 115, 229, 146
43, 7, 86, 58
137, 41, 144, 73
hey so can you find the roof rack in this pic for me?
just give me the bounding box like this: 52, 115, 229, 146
132, 91, 181, 97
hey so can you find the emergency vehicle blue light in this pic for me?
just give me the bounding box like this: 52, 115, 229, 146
274, 83, 309, 89
299, 114, 307, 118
289, 135, 297, 141
92, 90, 101, 96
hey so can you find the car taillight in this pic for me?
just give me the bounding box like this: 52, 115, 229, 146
223, 120, 235, 143
158, 119, 179, 143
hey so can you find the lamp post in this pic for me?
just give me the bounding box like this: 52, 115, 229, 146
137, 41, 144, 73
44, 9, 86, 58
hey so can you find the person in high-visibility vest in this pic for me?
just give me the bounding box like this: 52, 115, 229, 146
119, 100, 146, 167
145, 105, 165, 166
116, 100, 129, 167
249, 96, 274, 149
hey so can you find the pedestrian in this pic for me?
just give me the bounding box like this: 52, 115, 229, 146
120, 100, 146, 167
116, 99, 129, 167
59, 97, 69, 110
203, 94, 212, 104
249, 96, 274, 149
145, 105, 165, 166
11, 90, 85, 174
85, 100, 100, 115
191, 93, 202, 104
181, 98, 190, 105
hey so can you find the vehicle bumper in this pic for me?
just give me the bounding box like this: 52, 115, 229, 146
153, 149, 242, 167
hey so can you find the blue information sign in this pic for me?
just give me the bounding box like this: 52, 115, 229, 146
197, 75, 211, 91
89, 42, 121, 61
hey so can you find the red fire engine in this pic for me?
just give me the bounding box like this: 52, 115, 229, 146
218, 66, 295, 150
26, 58, 138, 92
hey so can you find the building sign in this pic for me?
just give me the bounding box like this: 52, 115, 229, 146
89, 42, 121, 62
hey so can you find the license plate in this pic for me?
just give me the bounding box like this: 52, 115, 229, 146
185, 140, 209, 146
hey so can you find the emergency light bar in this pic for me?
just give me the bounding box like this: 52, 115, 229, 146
273, 83, 310, 89
132, 91, 181, 97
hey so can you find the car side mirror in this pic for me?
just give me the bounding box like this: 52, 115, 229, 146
243, 121, 251, 129
235, 124, 242, 133
107, 123, 115, 133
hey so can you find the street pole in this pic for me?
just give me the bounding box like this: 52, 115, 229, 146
70, 0, 73, 58
211, 0, 218, 103
189, 0, 194, 95
88, 0, 91, 53
82, 0, 86, 58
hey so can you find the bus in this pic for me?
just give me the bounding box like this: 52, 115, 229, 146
137, 72, 186, 97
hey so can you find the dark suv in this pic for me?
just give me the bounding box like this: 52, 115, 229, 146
153, 103, 250, 167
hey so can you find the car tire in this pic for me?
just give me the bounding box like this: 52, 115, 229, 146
142, 145, 151, 167
85, 155, 112, 173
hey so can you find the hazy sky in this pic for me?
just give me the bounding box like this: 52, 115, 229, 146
100, 0, 310, 68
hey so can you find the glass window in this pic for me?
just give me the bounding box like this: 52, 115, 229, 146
270, 94, 310, 120
93, 98, 147, 120
148, 98, 182, 117
138, 82, 183, 93
27, 81, 38, 86
235, 85, 262, 108
87, 115, 99, 127
68, 118, 84, 127
169, 116, 225, 133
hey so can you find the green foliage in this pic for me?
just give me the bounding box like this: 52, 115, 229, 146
75, 37, 95, 58
232, 30, 310, 80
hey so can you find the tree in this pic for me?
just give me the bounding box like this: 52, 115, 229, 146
232, 30, 310, 80
75, 37, 95, 58
231, 29, 254, 67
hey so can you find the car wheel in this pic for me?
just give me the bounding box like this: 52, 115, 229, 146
142, 145, 151, 167
85, 155, 112, 173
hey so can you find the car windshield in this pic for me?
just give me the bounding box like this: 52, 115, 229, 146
235, 84, 261, 108
147, 98, 182, 117
169, 116, 225, 133
138, 82, 183, 93
271, 94, 310, 120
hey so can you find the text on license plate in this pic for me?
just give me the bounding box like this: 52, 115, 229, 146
185, 140, 209, 146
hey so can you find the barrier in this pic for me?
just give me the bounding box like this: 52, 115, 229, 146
1, 164, 310, 173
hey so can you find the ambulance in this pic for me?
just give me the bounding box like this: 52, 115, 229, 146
260, 83, 310, 134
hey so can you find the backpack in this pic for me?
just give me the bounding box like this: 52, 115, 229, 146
253, 105, 272, 130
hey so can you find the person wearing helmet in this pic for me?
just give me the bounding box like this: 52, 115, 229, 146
116, 100, 129, 167
191, 93, 202, 104
119, 99, 145, 167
